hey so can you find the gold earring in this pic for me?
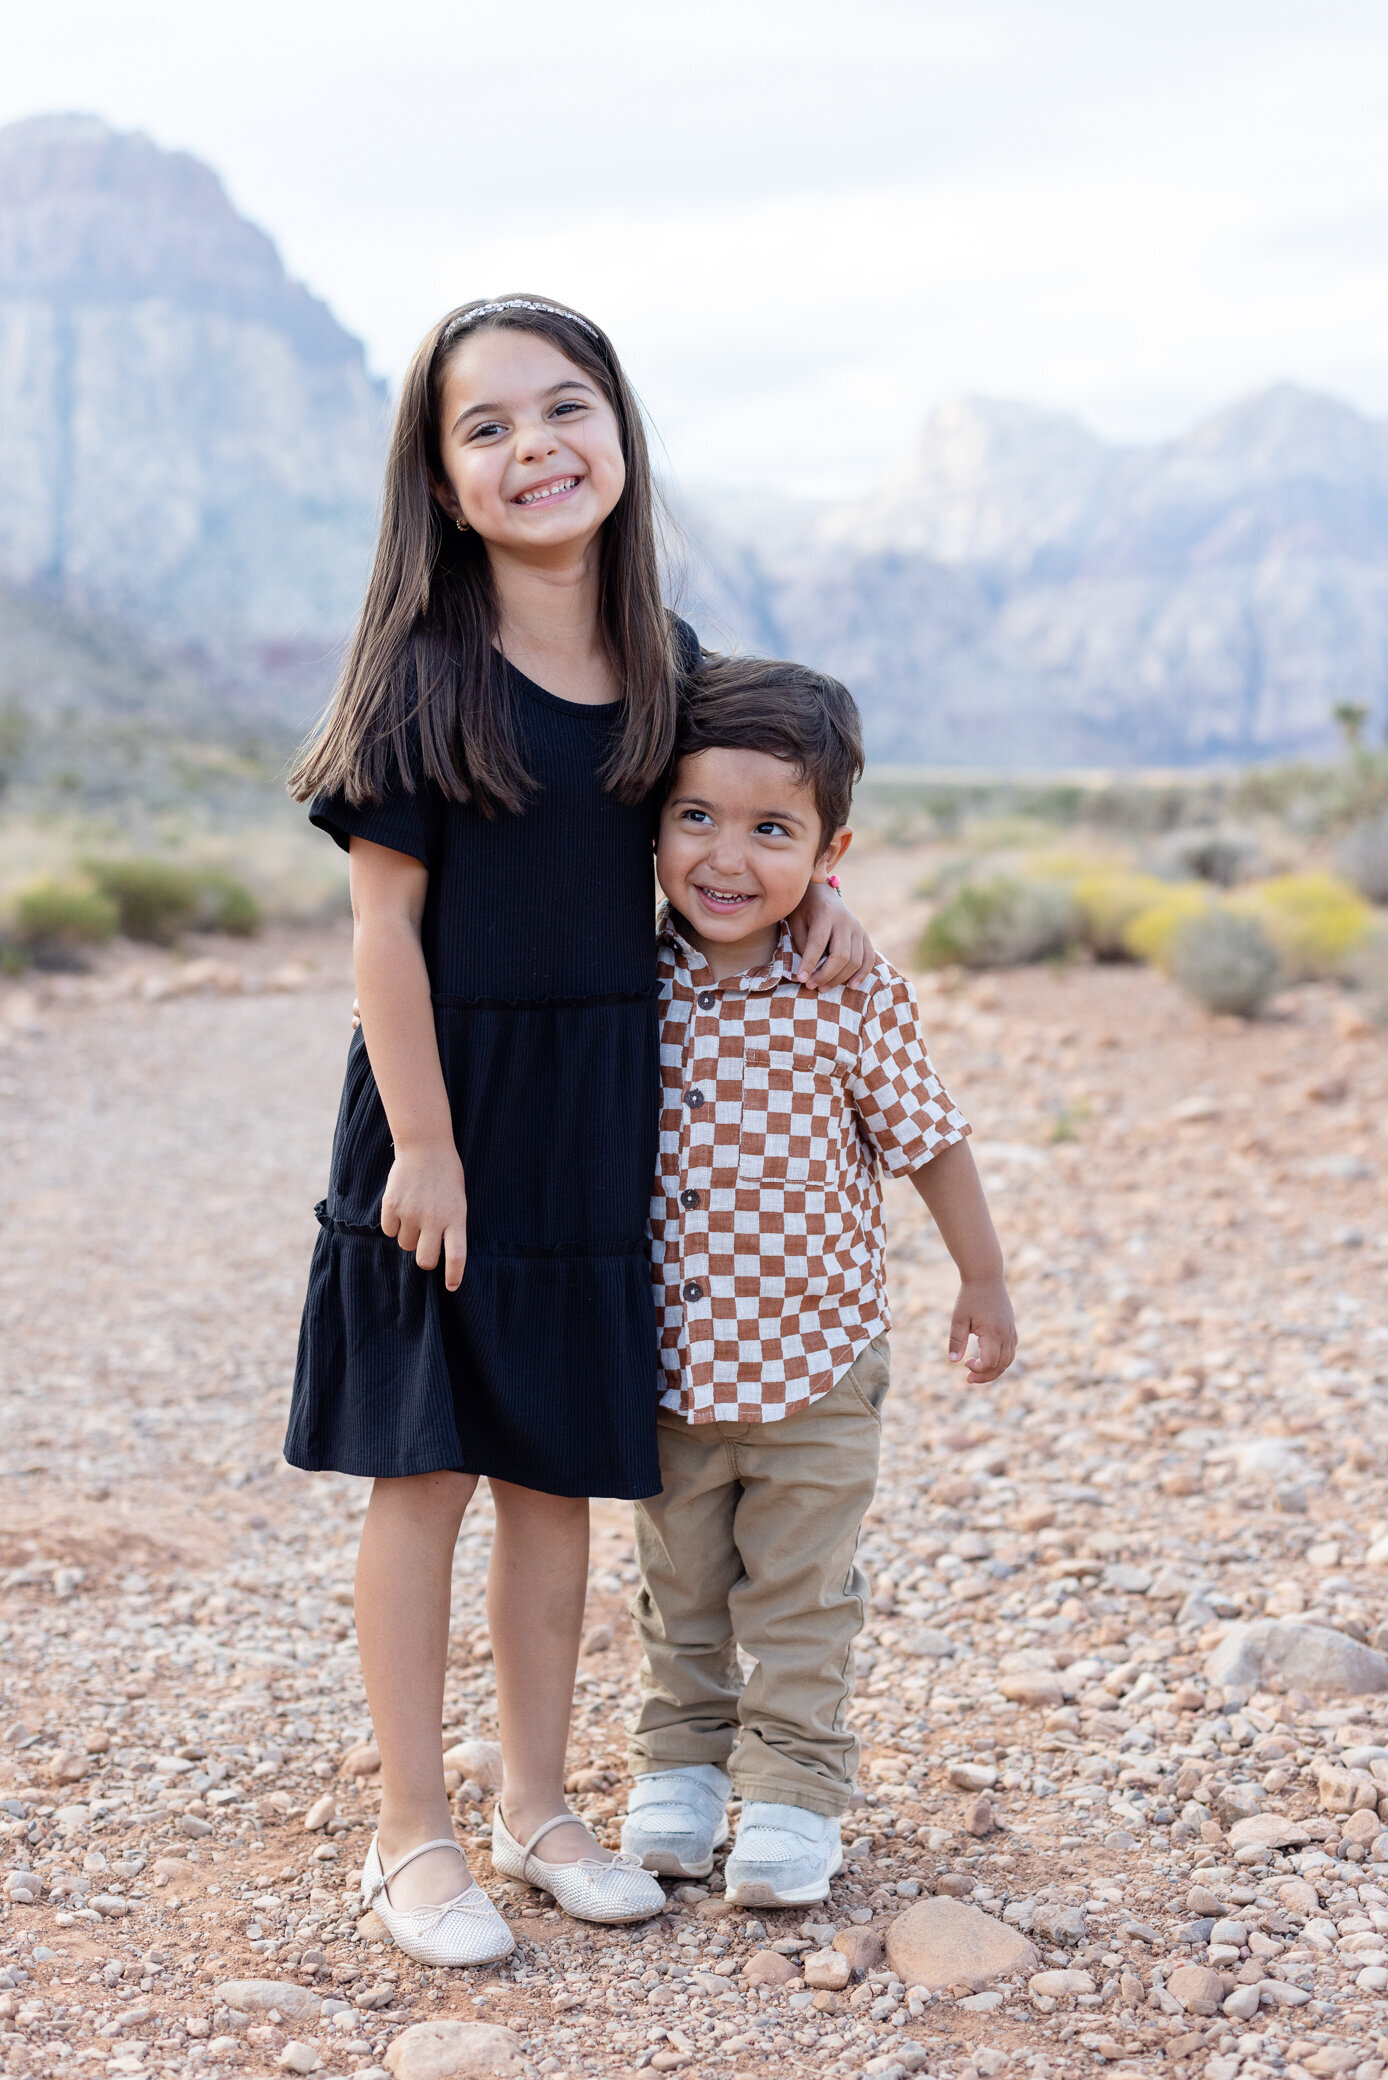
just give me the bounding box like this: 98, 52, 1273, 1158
455, 517, 470, 533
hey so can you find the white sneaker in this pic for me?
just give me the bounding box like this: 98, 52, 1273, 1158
621, 1764, 732, 1878
360, 1833, 514, 1967
722, 1802, 843, 1906
491, 1808, 666, 1924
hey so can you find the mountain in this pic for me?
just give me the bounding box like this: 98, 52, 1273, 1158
680, 387, 1388, 766
0, 114, 386, 715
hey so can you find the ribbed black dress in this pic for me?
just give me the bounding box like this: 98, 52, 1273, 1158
284, 646, 687, 1500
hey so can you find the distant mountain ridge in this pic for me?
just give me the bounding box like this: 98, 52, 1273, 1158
681, 385, 1388, 765
2, 113, 1386, 766
0, 114, 386, 712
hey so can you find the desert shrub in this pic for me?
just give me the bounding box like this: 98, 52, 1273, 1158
13, 878, 119, 953
1168, 909, 1282, 1018
917, 875, 1079, 969
1231, 870, 1373, 980
1120, 885, 1211, 968
1151, 826, 1264, 887
1072, 870, 1171, 959
1336, 811, 1388, 904
190, 869, 261, 936
86, 858, 200, 943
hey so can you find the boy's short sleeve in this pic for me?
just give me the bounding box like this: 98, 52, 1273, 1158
850, 966, 970, 1175
309, 741, 440, 869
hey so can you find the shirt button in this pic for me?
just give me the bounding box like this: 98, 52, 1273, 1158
680, 1189, 701, 1210
697, 991, 716, 1010
682, 1280, 703, 1303
684, 1088, 705, 1108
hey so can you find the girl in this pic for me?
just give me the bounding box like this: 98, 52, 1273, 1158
286, 295, 873, 1969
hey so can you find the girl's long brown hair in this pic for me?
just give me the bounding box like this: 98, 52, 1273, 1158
289, 296, 678, 813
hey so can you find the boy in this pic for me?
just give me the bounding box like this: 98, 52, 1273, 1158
620, 657, 1016, 1907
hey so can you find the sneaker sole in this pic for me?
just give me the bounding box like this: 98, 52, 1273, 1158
724, 1843, 844, 1907
628, 1817, 730, 1881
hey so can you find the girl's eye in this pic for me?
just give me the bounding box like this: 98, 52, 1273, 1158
551, 399, 586, 418
681, 809, 711, 826
468, 421, 506, 441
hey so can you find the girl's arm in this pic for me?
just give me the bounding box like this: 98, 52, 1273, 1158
350, 836, 468, 1291
789, 880, 876, 989
909, 1138, 1016, 1383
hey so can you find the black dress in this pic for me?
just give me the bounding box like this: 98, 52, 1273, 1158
284, 646, 688, 1500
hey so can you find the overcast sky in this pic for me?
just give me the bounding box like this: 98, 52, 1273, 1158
5, 0, 1388, 497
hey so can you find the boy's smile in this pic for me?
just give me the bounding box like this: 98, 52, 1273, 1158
656, 747, 851, 982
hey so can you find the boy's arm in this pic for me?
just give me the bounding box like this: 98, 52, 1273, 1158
908, 1139, 1016, 1384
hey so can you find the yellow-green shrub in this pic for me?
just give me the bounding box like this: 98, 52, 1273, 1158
1072, 870, 1171, 959
1121, 885, 1211, 968
1231, 870, 1373, 980
14, 878, 118, 949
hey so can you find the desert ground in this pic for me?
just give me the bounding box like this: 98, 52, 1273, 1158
1, 846, 1386, 2080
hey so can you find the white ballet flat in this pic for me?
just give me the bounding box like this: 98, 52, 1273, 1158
491, 1808, 666, 1924
360, 1833, 515, 1968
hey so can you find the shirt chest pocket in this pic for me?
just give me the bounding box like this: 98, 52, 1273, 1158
734, 1042, 815, 1185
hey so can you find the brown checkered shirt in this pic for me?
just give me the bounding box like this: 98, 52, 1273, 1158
651, 905, 969, 1423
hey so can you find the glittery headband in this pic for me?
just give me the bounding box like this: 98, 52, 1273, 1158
441, 299, 600, 342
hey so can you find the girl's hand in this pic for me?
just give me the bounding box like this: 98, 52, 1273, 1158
381, 1145, 469, 1291
948, 1276, 1017, 1384
789, 881, 876, 988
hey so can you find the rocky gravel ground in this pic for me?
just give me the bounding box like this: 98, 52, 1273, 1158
1, 859, 1387, 2080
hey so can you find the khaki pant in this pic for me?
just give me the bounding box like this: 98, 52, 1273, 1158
628, 1337, 888, 1818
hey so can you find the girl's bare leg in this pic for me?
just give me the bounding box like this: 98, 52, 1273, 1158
356, 1470, 478, 1909
488, 1480, 614, 1864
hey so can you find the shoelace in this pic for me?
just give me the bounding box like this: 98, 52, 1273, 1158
387, 1883, 499, 1932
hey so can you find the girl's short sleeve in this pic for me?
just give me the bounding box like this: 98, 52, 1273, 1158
310, 747, 440, 868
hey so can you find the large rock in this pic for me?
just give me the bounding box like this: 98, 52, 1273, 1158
1166, 1964, 1225, 2016
1227, 1813, 1310, 1851
384, 2022, 525, 2080
214, 1983, 321, 2024
1206, 1621, 1388, 1697
885, 1897, 1038, 1993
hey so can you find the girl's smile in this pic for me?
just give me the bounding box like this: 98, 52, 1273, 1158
513, 473, 581, 507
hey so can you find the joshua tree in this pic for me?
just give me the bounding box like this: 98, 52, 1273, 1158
1332, 701, 1370, 753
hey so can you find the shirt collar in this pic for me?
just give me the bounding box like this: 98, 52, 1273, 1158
657, 899, 799, 996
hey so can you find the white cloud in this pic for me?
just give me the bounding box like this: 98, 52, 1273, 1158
4, 0, 1388, 493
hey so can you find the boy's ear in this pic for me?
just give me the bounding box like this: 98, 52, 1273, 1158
811, 827, 853, 882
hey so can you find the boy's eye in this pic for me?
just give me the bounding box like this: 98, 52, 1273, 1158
754, 820, 790, 837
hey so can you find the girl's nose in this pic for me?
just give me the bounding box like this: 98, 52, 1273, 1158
514, 419, 559, 463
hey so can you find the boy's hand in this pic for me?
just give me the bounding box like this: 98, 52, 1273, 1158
789, 881, 876, 989
948, 1276, 1016, 1384
380, 1145, 469, 1291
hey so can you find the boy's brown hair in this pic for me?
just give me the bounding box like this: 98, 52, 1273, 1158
672, 655, 864, 849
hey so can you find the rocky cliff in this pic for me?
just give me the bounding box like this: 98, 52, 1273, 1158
0, 115, 386, 711
683, 387, 1388, 767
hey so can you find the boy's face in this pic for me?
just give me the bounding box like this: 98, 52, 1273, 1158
656, 748, 850, 972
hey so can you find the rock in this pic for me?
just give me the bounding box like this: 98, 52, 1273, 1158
1223, 1984, 1261, 2021
963, 1796, 995, 1836
1166, 1964, 1225, 2015
695, 1898, 739, 1923
1227, 1813, 1309, 1850
1214, 1782, 1264, 1827
1257, 1979, 1311, 2008
802, 1950, 851, 1990
1206, 1621, 1388, 1696
1276, 1880, 1319, 1916
1187, 1885, 1227, 1915
384, 2022, 525, 2080
214, 1983, 322, 2024
948, 1763, 997, 1791
304, 1794, 336, 1831
440, 1739, 503, 1790
1028, 1969, 1096, 1999
743, 1950, 798, 1986
832, 1926, 884, 1974
582, 1624, 613, 1654
885, 1897, 1039, 1993
278, 2046, 320, 2074
179, 1814, 213, 1838
901, 1629, 956, 1659
338, 1743, 380, 1778
999, 1673, 1065, 1708
1342, 1806, 1383, 1844
47, 1750, 89, 1783
1030, 1902, 1086, 1947
1314, 1762, 1378, 1812
356, 1911, 387, 1939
